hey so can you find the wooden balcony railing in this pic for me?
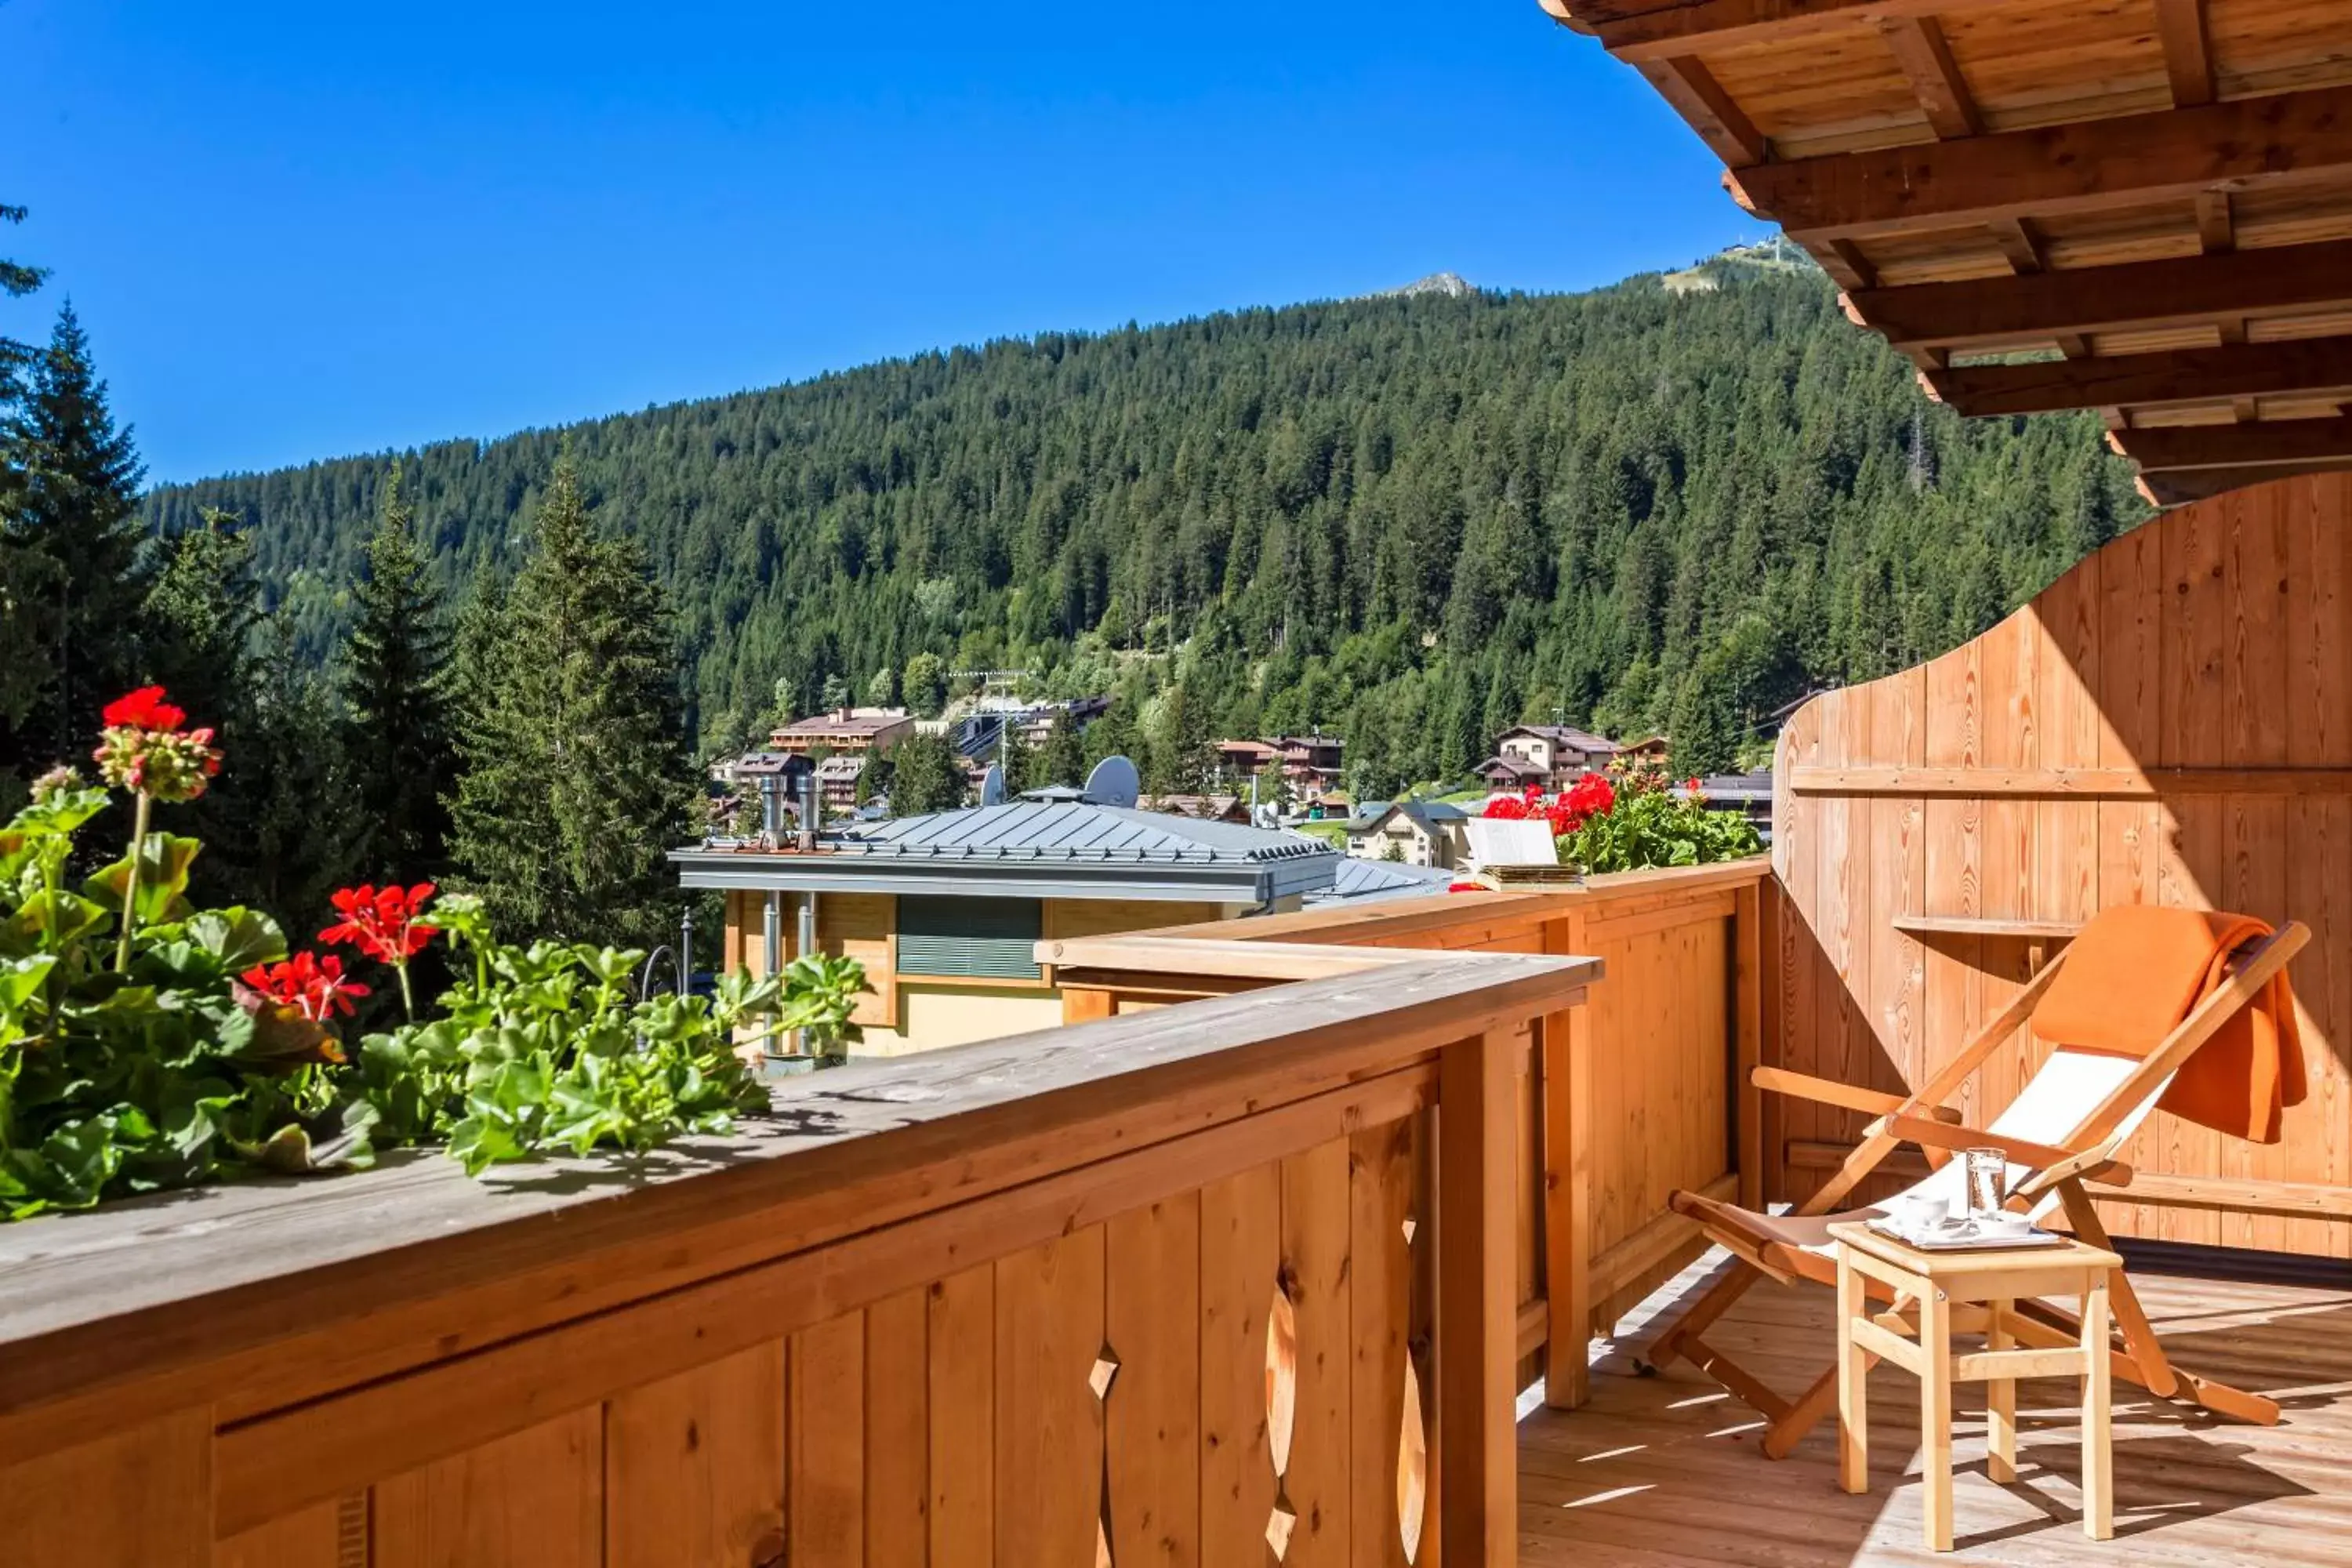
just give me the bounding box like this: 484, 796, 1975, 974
1048, 857, 1771, 1411
0, 944, 1596, 1568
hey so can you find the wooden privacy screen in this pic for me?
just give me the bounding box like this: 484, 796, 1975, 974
1773, 471, 2352, 1259
0, 955, 1592, 1568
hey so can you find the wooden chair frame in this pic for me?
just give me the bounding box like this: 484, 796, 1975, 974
1645, 920, 2311, 1461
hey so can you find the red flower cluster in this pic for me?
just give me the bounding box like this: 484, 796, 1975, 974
1480, 772, 1618, 837
241, 952, 371, 1023
103, 687, 187, 731
320, 883, 439, 964
93, 686, 222, 804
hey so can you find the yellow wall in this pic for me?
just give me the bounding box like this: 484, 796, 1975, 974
721, 891, 1248, 1056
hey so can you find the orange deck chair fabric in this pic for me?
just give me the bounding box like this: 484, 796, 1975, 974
2032, 906, 2307, 1144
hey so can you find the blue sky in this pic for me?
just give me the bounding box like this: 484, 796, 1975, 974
5, 1, 1758, 483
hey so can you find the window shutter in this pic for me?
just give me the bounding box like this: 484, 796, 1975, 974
895, 895, 1045, 981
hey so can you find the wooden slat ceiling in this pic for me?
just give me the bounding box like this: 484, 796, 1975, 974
1540, 0, 2352, 506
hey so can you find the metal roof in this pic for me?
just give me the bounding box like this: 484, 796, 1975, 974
673, 800, 1341, 904
839, 801, 1329, 863
1308, 858, 1455, 906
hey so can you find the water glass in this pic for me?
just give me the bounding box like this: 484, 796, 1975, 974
1964, 1147, 2007, 1221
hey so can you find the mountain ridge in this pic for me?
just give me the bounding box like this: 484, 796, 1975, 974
142, 263, 2146, 789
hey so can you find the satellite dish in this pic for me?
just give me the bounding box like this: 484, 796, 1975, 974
978, 764, 1007, 808
1083, 755, 1141, 809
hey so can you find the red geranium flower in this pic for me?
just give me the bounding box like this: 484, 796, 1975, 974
241, 951, 371, 1022
101, 685, 188, 733
1482, 794, 1534, 820
321, 883, 440, 964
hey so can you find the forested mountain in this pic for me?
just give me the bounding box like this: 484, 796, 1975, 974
143, 259, 2147, 793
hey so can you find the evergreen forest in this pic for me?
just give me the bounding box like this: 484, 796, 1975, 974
145, 253, 2147, 797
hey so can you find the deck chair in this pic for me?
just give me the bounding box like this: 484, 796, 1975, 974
1645, 913, 2311, 1460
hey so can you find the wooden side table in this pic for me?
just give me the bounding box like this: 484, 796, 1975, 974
1828, 1220, 2123, 1552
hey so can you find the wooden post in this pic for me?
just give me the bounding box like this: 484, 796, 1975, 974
1541, 916, 1592, 1410
1439, 1028, 1519, 1568
1733, 884, 1764, 1210
1060, 986, 1116, 1025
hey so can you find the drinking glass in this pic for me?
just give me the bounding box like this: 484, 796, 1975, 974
1964, 1147, 2007, 1222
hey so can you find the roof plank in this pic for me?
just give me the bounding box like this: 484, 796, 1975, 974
1728, 84, 2352, 241
1546, 0, 1947, 61
1849, 238, 2352, 350
2115, 414, 2352, 473
1923, 337, 2352, 417
1880, 15, 1982, 140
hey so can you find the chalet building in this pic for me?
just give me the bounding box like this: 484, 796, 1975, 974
1140, 793, 1251, 824
1213, 739, 1280, 776
676, 797, 1343, 1057
1274, 735, 1345, 792
1345, 800, 1470, 869
768, 706, 913, 757
1475, 724, 1620, 792
813, 754, 868, 810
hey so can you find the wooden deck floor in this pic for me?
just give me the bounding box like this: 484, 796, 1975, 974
1519, 1252, 2352, 1566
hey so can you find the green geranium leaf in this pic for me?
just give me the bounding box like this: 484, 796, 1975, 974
2, 887, 111, 951
83, 833, 203, 927
185, 908, 289, 973
0, 953, 56, 1012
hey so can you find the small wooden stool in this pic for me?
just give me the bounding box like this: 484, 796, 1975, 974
1828, 1221, 2122, 1552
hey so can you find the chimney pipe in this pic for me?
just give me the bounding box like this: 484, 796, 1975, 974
798, 767, 818, 852
757, 774, 784, 842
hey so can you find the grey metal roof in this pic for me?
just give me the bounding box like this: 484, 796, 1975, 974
1347, 800, 1468, 833
673, 800, 1340, 904
1308, 858, 1454, 906
838, 801, 1330, 864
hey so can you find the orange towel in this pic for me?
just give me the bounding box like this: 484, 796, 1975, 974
2031, 906, 2307, 1145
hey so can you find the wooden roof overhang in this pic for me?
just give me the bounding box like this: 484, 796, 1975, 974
1540, 0, 2352, 506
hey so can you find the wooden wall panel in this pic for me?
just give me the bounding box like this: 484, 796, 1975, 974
928, 1265, 996, 1568
1773, 473, 2352, 1258
605, 1345, 785, 1568
1105, 1194, 1202, 1568
0, 1410, 210, 1568
791, 1315, 866, 1568
375, 1409, 604, 1568
1200, 1160, 1282, 1566
866, 1287, 931, 1566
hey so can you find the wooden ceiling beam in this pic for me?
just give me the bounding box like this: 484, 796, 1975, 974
2152, 0, 2215, 109
1817, 238, 1878, 290
1987, 217, 2046, 275
1848, 238, 2352, 352
2195, 189, 2235, 252
1549, 0, 1949, 63
1729, 83, 2352, 241
1637, 56, 1772, 166
1881, 15, 1982, 140
2141, 459, 2352, 507
1922, 337, 2352, 418
2115, 415, 2352, 473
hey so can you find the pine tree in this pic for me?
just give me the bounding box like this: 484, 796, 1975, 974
887, 731, 964, 816
229, 616, 361, 920
0, 201, 46, 392
1039, 714, 1086, 789
339, 463, 457, 880
3, 304, 150, 779
448, 454, 692, 947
